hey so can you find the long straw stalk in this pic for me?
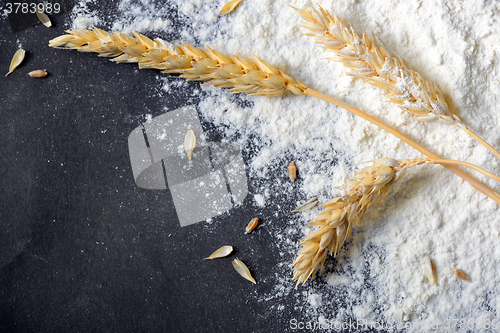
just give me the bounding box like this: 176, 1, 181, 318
49, 28, 500, 204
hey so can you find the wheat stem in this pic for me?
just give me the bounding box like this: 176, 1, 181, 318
305, 88, 500, 204
371, 157, 500, 183
429, 159, 500, 182
458, 123, 500, 161
296, 4, 500, 163
49, 28, 500, 204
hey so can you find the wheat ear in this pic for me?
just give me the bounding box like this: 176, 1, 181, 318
295, 4, 500, 161
292, 156, 500, 285
49, 29, 500, 204
48, 28, 307, 97
293, 159, 403, 285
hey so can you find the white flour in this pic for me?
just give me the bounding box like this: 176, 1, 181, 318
71, 0, 500, 330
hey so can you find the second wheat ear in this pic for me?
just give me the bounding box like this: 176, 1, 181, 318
49, 28, 500, 204
295, 4, 500, 162
292, 157, 500, 285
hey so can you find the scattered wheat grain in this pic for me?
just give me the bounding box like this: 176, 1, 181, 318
6, 49, 25, 77
184, 129, 196, 160
221, 0, 243, 14
288, 162, 297, 182
36, 8, 51, 27
454, 268, 470, 282
232, 258, 256, 284
28, 70, 48, 78
245, 217, 259, 234
204, 245, 233, 259
292, 197, 318, 213
424, 257, 436, 285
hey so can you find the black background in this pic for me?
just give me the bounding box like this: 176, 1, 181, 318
0, 1, 333, 332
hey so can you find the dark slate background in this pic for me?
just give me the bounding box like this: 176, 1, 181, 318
0, 1, 326, 332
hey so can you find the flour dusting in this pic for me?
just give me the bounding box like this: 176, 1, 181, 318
69, 0, 500, 330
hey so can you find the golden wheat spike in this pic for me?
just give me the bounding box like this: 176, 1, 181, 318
293, 159, 402, 285
295, 4, 451, 120
49, 28, 307, 97
292, 156, 500, 285
296, 4, 500, 162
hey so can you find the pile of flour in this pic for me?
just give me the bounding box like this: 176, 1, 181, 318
71, 0, 500, 329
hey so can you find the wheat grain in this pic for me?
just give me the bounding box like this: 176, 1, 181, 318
220, 0, 243, 14
49, 29, 500, 204
424, 257, 437, 285
292, 197, 318, 213
288, 162, 297, 182
232, 258, 256, 284
296, 4, 500, 161
28, 70, 48, 78
204, 245, 234, 260
6, 48, 25, 77
36, 8, 51, 27
184, 129, 196, 160
453, 268, 470, 282
245, 217, 259, 234
292, 157, 500, 285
